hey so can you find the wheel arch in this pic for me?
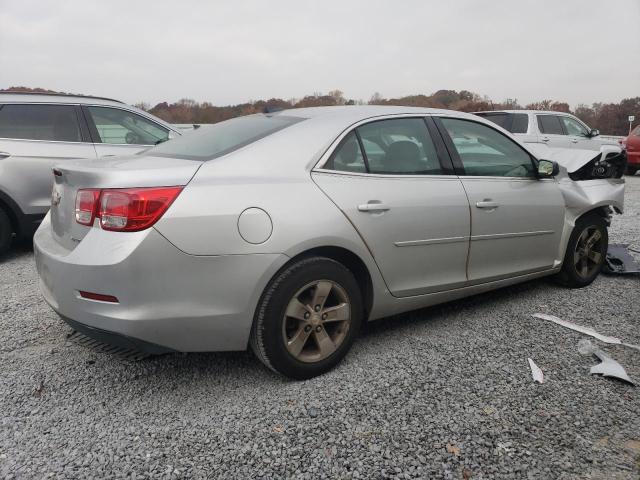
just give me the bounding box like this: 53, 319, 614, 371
0, 189, 20, 235
263, 245, 375, 321
576, 205, 615, 226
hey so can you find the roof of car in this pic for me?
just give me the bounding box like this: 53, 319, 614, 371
275, 105, 468, 123
279, 105, 451, 117
475, 109, 574, 116
0, 91, 125, 106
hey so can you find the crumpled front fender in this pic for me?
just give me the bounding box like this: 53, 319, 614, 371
557, 178, 625, 217
532, 145, 621, 173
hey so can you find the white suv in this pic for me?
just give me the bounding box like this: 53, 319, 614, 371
0, 92, 181, 255
474, 110, 621, 152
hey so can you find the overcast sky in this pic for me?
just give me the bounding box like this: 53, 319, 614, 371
1, 0, 639, 107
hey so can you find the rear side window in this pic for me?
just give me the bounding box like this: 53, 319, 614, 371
0, 104, 82, 142
325, 118, 443, 175
86, 106, 169, 145
150, 114, 304, 160
475, 113, 528, 134
537, 115, 565, 135
511, 114, 529, 134
324, 132, 366, 173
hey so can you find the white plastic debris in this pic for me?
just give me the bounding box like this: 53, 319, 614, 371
577, 339, 634, 385
590, 349, 635, 385
532, 313, 640, 351
527, 358, 544, 383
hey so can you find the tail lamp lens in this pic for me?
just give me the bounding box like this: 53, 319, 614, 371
75, 187, 183, 232
75, 189, 100, 226
99, 187, 183, 232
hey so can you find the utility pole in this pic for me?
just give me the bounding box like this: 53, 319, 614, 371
630, 115, 636, 136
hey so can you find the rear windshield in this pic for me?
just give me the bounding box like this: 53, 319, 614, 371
475, 112, 528, 134
149, 114, 304, 160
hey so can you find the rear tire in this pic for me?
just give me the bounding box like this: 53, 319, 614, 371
0, 207, 13, 257
625, 166, 637, 176
556, 214, 608, 288
250, 256, 363, 379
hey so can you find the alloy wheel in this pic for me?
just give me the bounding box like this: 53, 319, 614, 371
282, 280, 351, 363
573, 226, 604, 279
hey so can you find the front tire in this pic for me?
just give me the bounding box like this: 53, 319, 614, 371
556, 214, 608, 288
0, 207, 13, 257
625, 166, 638, 176
250, 256, 363, 379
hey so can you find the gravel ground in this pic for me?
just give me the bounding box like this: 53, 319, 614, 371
1, 177, 639, 479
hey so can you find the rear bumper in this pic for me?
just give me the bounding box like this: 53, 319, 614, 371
61, 315, 176, 354
34, 214, 289, 352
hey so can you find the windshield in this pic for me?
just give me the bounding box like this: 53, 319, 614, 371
148, 114, 304, 160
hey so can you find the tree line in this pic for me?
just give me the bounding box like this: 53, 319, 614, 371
142, 89, 639, 136
2, 86, 638, 135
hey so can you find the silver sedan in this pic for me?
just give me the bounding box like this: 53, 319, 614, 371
34, 106, 624, 379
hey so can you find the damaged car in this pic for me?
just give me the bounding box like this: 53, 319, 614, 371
34, 106, 624, 379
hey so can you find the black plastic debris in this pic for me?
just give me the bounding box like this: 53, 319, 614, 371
602, 244, 640, 275
68, 331, 152, 361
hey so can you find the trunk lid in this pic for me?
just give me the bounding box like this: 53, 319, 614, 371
50, 155, 202, 250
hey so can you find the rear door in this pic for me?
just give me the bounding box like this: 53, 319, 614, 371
536, 114, 572, 148
436, 116, 565, 283
0, 103, 96, 216
312, 116, 470, 297
82, 105, 171, 158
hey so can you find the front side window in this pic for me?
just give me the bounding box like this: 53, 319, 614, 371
0, 104, 81, 142
440, 117, 534, 177
537, 115, 565, 135
560, 116, 589, 137
87, 106, 169, 145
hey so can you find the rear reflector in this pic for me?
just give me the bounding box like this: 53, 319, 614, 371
75, 186, 183, 232
79, 291, 119, 303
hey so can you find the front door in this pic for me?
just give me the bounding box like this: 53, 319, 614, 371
437, 116, 566, 283
559, 115, 598, 151
312, 117, 470, 297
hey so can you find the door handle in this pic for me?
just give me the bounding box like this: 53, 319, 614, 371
358, 201, 390, 213
571, 139, 578, 143
0, 151, 10, 159
541, 137, 550, 142
476, 200, 499, 209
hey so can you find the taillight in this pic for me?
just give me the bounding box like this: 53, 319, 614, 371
99, 187, 183, 232
75, 189, 100, 226
75, 186, 183, 232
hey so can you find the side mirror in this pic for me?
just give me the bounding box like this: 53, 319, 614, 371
537, 159, 559, 178
589, 129, 599, 137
